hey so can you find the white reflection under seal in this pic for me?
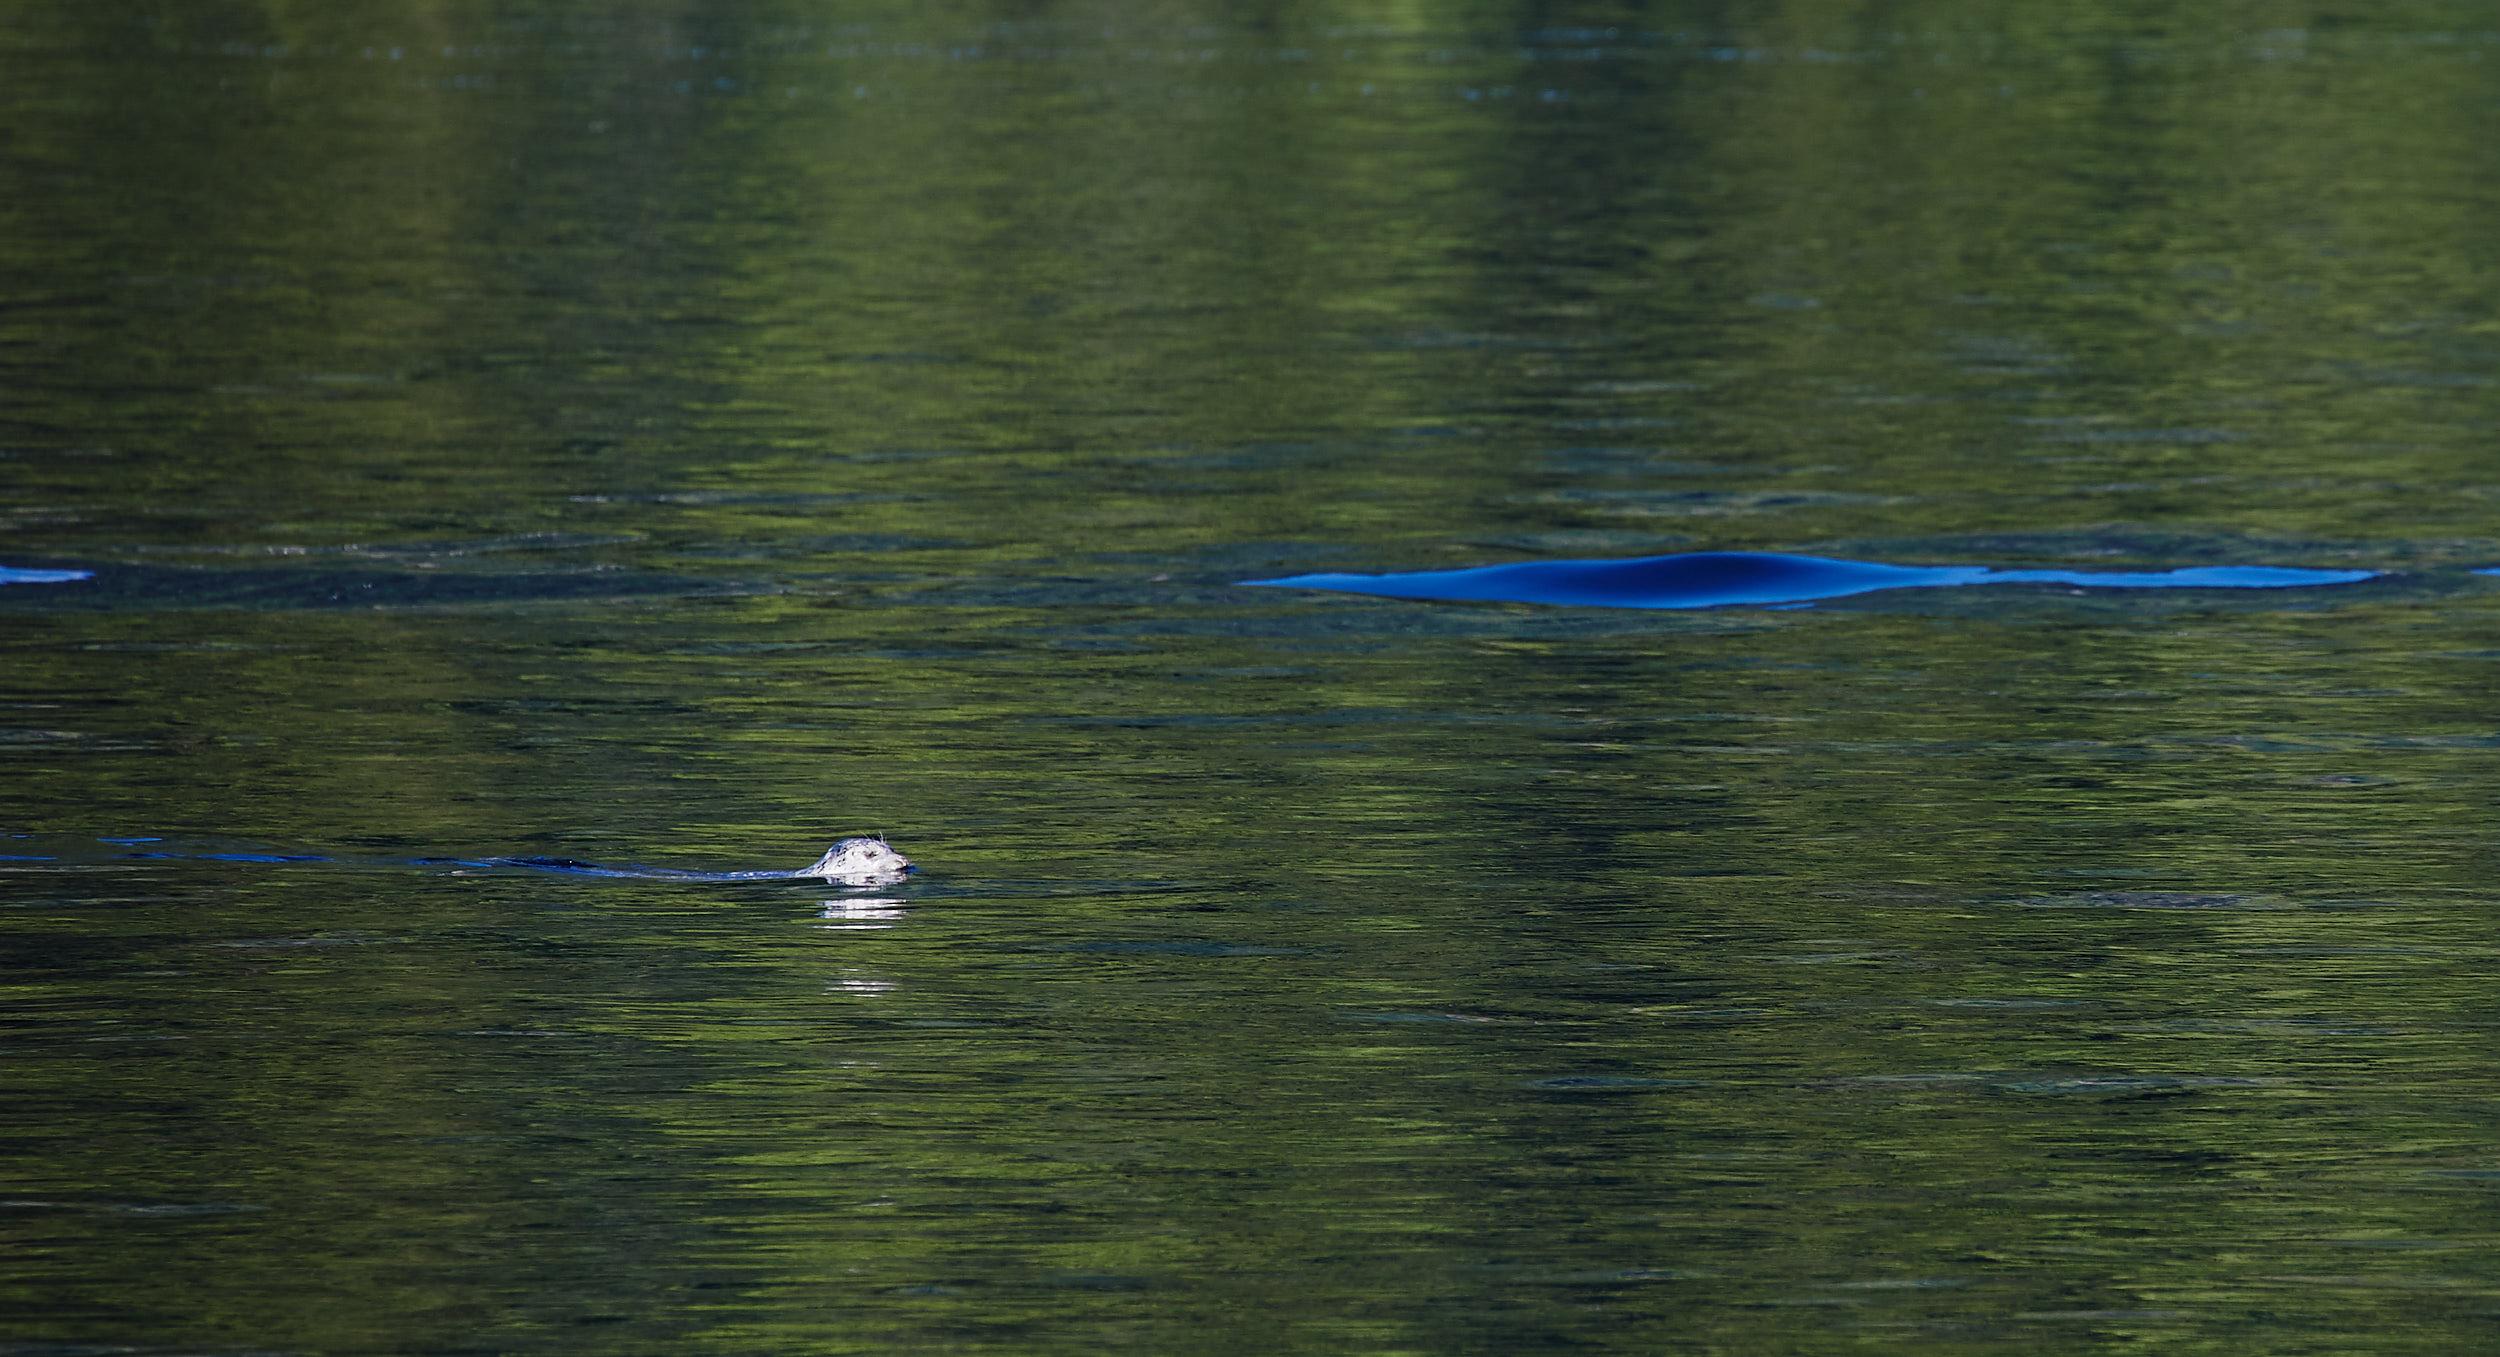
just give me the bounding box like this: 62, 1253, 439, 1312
817, 897, 908, 930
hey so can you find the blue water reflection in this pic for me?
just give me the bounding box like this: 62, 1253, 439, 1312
0, 564, 93, 585
1243, 552, 2379, 610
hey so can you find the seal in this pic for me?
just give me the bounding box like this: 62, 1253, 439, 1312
803, 837, 914, 884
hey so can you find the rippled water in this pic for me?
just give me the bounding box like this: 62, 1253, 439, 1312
12, 4, 2500, 1353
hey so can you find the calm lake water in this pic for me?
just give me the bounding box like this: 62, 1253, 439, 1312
12, 4, 2500, 1353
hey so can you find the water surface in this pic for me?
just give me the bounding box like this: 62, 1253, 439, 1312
10, 4, 2500, 1354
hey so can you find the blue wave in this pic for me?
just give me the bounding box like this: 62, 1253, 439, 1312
1241, 552, 2379, 610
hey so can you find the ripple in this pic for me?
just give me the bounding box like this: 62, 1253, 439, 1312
1523, 1075, 1712, 1092
1, 1198, 266, 1216
1042, 940, 1297, 957
1996, 1076, 2277, 1095
1532, 1267, 1710, 1283
2017, 1309, 2190, 1320
2019, 891, 2295, 911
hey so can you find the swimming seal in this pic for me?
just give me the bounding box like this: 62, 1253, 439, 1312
804, 837, 914, 884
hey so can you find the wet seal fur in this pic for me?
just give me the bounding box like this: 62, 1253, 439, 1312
804, 837, 914, 884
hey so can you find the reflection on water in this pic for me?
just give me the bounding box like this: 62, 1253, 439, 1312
818, 898, 909, 930
0, 565, 92, 585
1243, 550, 2381, 609
11, 2, 2500, 1354
824, 967, 900, 994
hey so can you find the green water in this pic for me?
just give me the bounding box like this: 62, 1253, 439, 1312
11, 3, 2500, 1352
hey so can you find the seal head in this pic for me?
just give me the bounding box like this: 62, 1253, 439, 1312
803, 837, 914, 884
